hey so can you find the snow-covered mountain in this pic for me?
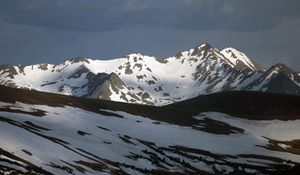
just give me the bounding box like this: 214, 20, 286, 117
1, 86, 300, 175
1, 43, 300, 105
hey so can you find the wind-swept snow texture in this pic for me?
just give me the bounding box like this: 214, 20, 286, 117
0, 86, 300, 175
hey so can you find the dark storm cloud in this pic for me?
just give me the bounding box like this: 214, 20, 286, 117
0, 0, 299, 32
0, 0, 299, 70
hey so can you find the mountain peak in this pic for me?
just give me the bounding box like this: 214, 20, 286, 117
191, 43, 214, 56
251, 63, 300, 95
68, 57, 90, 64
198, 43, 213, 50
273, 63, 290, 69
268, 63, 294, 75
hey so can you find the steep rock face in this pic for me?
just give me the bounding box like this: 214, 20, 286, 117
0, 44, 299, 105
86, 72, 124, 100
86, 72, 144, 104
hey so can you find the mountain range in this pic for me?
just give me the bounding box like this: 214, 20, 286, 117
1, 43, 300, 175
1, 43, 300, 106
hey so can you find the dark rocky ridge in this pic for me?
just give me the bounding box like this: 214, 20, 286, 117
87, 72, 126, 100
245, 63, 300, 95
266, 73, 300, 94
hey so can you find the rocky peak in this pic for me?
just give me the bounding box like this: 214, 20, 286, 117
198, 43, 213, 50
267, 63, 294, 75
38, 64, 49, 71
107, 72, 124, 85
191, 43, 214, 56
87, 72, 126, 93
68, 57, 90, 64
87, 72, 130, 101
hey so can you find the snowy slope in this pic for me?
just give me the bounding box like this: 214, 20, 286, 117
0, 87, 300, 175
0, 43, 299, 106
0, 59, 141, 104
221, 48, 262, 71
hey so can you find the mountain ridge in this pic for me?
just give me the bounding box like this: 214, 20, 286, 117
0, 43, 299, 106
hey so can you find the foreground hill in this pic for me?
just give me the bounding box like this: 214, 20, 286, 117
0, 86, 300, 175
1, 43, 300, 106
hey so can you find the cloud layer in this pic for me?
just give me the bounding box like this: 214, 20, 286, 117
1, 0, 299, 31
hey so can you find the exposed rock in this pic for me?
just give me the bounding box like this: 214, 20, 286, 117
157, 59, 168, 63
125, 63, 133, 74
18, 65, 25, 74
68, 65, 89, 79
87, 73, 125, 100
154, 86, 163, 92
147, 80, 156, 85
136, 75, 144, 80
125, 67, 133, 74
69, 57, 90, 64
141, 92, 150, 99
146, 67, 152, 72
127, 92, 140, 101
133, 63, 143, 71
0, 64, 18, 78
140, 92, 154, 105
235, 60, 253, 71
120, 92, 128, 102
163, 93, 170, 96
38, 64, 48, 71
58, 85, 80, 92
136, 92, 143, 96
191, 43, 213, 56
41, 81, 57, 87
175, 52, 183, 59
152, 76, 158, 81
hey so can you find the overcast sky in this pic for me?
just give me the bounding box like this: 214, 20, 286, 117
0, 0, 299, 70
